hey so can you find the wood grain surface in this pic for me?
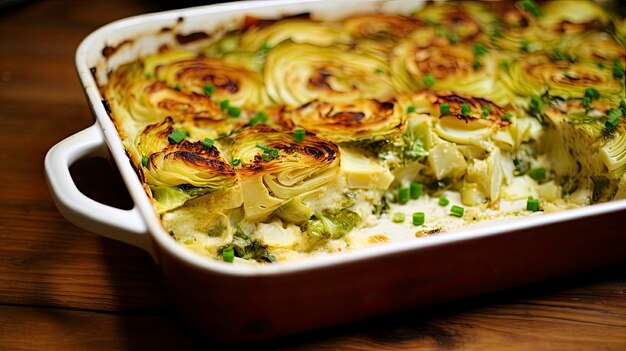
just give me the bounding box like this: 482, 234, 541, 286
1, 1, 625, 350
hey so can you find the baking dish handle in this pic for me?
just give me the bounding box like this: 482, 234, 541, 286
45, 124, 151, 252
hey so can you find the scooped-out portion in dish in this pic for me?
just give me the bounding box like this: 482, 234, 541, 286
102, 0, 626, 264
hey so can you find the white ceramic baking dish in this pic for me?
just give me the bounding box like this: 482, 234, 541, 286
44, 0, 626, 341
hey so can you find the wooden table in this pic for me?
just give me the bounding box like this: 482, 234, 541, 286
1, 0, 625, 349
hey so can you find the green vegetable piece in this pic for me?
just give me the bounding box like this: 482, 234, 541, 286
412, 212, 425, 226
527, 198, 539, 212
502, 112, 513, 121
438, 196, 449, 206
481, 105, 492, 119
219, 99, 229, 110
222, 247, 235, 263
276, 198, 311, 225
174, 84, 181, 91
552, 49, 564, 61
584, 87, 600, 100
249, 111, 269, 126
450, 205, 464, 217
203, 137, 215, 148
293, 128, 305, 142
613, 59, 624, 78
460, 103, 471, 117
261, 153, 271, 161
203, 84, 215, 96
393, 212, 405, 223
529, 167, 545, 180
304, 209, 361, 240
423, 74, 436, 88
473, 43, 488, 57
410, 182, 423, 199
406, 105, 416, 114
520, 39, 530, 52
232, 159, 241, 166
448, 32, 459, 44
227, 106, 241, 117
605, 110, 621, 132
517, 0, 542, 17
398, 187, 410, 204
440, 103, 451, 115
374, 67, 383, 75
473, 59, 481, 70
167, 129, 185, 144
565, 53, 577, 64
141, 155, 149, 168
582, 96, 592, 110
529, 96, 542, 115
436, 26, 448, 37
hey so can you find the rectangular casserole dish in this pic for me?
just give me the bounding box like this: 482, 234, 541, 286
45, 0, 626, 341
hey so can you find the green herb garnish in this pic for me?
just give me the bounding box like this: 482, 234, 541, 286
227, 106, 241, 117
528, 167, 545, 180
527, 197, 539, 212
450, 205, 464, 217
219, 99, 230, 110
232, 159, 241, 167
423, 74, 436, 88
406, 105, 416, 114
438, 196, 449, 206
398, 187, 410, 204
613, 59, 624, 78
222, 247, 235, 263
167, 129, 186, 144
481, 105, 492, 119
293, 128, 305, 142
517, 0, 542, 17
141, 155, 148, 168
203, 84, 216, 96
460, 103, 471, 117
502, 112, 513, 121
249, 111, 269, 126
203, 137, 214, 148
410, 181, 423, 199
412, 212, 425, 226
440, 103, 451, 115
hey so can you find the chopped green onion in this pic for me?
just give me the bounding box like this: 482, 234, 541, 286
249, 111, 269, 126
261, 42, 272, 51
203, 84, 216, 96
167, 129, 185, 144
398, 187, 410, 204
174, 84, 181, 91
529, 96, 542, 115
232, 159, 241, 166
520, 39, 530, 52
227, 106, 241, 117
613, 59, 624, 79
406, 105, 416, 114
447, 32, 459, 44
219, 99, 230, 110
517, 0, 542, 17
597, 62, 605, 69
423, 74, 436, 88
393, 212, 405, 223
425, 18, 437, 26
374, 67, 383, 75
412, 212, 425, 226
606, 109, 622, 131
529, 167, 545, 180
502, 112, 513, 121
203, 137, 214, 148
473, 43, 488, 57
552, 49, 565, 61
141, 155, 148, 168
222, 247, 235, 263
481, 105, 492, 119
584, 87, 600, 100
473, 59, 481, 70
293, 128, 305, 142
438, 196, 449, 206
527, 198, 539, 212
460, 103, 471, 117
582, 96, 592, 109
440, 103, 451, 115
261, 153, 270, 161
436, 26, 448, 37
492, 28, 503, 38
410, 182, 423, 199
450, 205, 464, 217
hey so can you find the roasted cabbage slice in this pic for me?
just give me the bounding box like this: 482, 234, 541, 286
231, 126, 340, 221
264, 41, 394, 106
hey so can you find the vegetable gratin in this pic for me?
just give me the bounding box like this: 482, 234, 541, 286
103, 0, 626, 264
